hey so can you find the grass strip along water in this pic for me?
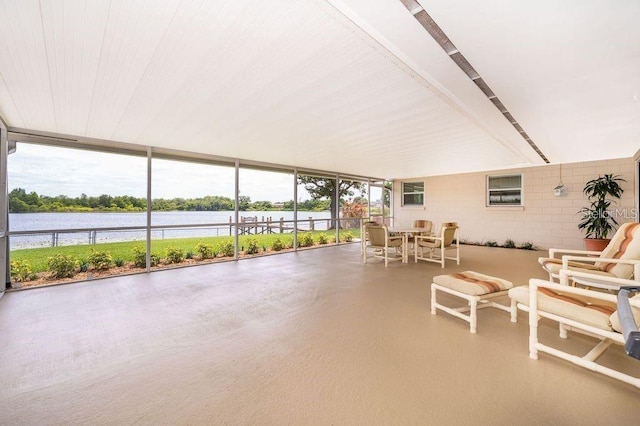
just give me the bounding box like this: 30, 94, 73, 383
10, 229, 361, 277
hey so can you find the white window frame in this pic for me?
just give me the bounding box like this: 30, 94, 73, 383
402, 181, 424, 207
487, 174, 523, 207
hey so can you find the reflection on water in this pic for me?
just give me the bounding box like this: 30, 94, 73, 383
10, 211, 332, 249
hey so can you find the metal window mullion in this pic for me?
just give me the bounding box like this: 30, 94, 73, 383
1, 126, 8, 290
335, 175, 340, 244
234, 160, 239, 260
367, 178, 372, 221
146, 147, 152, 272
386, 180, 393, 225
293, 168, 298, 250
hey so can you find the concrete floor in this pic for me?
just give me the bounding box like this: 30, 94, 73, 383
0, 244, 638, 424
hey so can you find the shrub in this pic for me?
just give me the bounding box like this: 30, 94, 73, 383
133, 246, 146, 268
10, 260, 32, 282
285, 239, 294, 249
246, 239, 259, 255
299, 232, 314, 247
219, 240, 235, 257
271, 238, 285, 252
195, 242, 214, 259
503, 239, 516, 249
318, 234, 329, 245
79, 259, 90, 272
519, 241, 536, 250
47, 254, 79, 279
114, 258, 125, 267
341, 231, 354, 242
185, 251, 194, 260
484, 240, 498, 247
165, 246, 185, 264
132, 246, 160, 268
88, 249, 113, 270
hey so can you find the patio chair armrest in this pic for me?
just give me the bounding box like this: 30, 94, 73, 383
562, 256, 640, 265
559, 268, 640, 286
560, 254, 600, 265
549, 248, 602, 259
415, 234, 441, 243
561, 256, 640, 280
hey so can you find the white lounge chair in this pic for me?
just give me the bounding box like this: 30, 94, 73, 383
538, 222, 640, 288
509, 270, 640, 388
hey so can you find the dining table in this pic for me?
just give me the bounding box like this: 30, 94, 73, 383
387, 227, 432, 263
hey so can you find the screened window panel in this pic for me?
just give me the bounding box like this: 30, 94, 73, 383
488, 190, 521, 205
488, 175, 521, 189
403, 193, 424, 206
487, 174, 522, 206
402, 182, 424, 206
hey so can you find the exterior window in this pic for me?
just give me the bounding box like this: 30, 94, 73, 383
402, 182, 424, 206
487, 174, 522, 206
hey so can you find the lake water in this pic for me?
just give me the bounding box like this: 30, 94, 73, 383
9, 211, 333, 249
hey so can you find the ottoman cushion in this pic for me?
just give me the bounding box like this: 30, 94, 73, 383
433, 271, 513, 296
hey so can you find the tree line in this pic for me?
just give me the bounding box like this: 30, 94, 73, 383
8, 188, 330, 213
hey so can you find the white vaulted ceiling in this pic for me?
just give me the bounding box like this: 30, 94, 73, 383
0, 0, 638, 179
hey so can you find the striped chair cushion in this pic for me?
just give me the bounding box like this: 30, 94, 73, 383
538, 222, 640, 279
594, 222, 640, 279
433, 271, 513, 296
508, 285, 616, 331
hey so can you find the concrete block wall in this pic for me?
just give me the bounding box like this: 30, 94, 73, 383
393, 157, 636, 250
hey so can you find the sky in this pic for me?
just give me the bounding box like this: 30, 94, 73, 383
8, 143, 308, 202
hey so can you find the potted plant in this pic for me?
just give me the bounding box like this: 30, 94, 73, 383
578, 174, 625, 251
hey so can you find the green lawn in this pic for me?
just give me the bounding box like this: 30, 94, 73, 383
11, 229, 361, 273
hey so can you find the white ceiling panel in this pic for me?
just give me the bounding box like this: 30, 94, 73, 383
1, 0, 636, 178
419, 0, 640, 164
0, 0, 55, 129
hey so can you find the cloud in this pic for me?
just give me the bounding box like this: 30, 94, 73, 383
9, 143, 308, 202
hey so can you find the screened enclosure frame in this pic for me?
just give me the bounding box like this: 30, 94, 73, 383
2, 130, 392, 288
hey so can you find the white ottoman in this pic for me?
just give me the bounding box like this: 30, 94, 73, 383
432, 271, 517, 333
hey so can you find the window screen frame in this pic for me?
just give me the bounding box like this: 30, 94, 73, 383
486, 174, 523, 207
402, 181, 425, 207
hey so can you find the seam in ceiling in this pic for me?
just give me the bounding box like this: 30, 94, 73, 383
400, 0, 550, 164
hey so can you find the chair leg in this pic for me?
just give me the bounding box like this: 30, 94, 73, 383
431, 285, 437, 315
469, 299, 478, 333
559, 322, 568, 339
510, 297, 517, 323
529, 289, 539, 360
